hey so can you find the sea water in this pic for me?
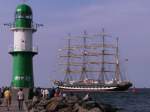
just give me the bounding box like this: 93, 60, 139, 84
73, 89, 150, 112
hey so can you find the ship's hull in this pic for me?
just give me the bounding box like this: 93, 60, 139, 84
56, 81, 132, 92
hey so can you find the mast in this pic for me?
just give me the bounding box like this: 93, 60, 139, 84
115, 37, 121, 82
124, 58, 128, 81
99, 28, 105, 83
59, 30, 119, 83
64, 34, 72, 82
80, 31, 88, 81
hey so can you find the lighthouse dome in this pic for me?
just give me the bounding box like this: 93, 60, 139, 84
15, 4, 33, 28
16, 4, 32, 15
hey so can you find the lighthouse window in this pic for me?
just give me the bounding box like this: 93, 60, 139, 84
26, 16, 32, 19
22, 40, 25, 43
16, 15, 24, 19
15, 13, 32, 19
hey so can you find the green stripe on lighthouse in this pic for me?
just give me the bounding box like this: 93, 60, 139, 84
12, 53, 34, 88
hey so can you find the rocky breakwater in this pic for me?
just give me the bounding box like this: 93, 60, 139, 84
25, 95, 118, 112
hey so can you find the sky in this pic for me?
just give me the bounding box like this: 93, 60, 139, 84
0, 0, 150, 88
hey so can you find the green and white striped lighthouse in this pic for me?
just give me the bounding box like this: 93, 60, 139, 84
9, 4, 37, 88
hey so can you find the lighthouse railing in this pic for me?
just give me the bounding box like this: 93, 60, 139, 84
8, 46, 38, 53
8, 22, 37, 31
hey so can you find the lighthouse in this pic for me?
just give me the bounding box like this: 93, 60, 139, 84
9, 4, 37, 88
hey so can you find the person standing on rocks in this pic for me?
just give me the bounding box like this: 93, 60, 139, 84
4, 88, 11, 111
45, 89, 49, 99
54, 88, 61, 97
1, 86, 4, 98
0, 87, 1, 98
17, 88, 24, 110
41, 89, 45, 99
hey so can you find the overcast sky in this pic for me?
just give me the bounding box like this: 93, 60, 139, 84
0, 0, 150, 88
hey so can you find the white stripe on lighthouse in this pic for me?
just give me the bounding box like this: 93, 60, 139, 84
14, 30, 32, 51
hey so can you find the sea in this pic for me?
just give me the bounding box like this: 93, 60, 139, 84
72, 88, 150, 112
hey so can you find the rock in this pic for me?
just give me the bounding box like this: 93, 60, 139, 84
0, 99, 2, 105
58, 107, 72, 112
89, 107, 103, 112
65, 95, 80, 104
25, 100, 34, 111
56, 100, 68, 110
98, 103, 118, 112
40, 110, 47, 112
46, 101, 59, 111
73, 102, 93, 112
36, 106, 44, 111
81, 101, 100, 110
46, 97, 62, 111
25, 95, 117, 112
72, 103, 80, 112
32, 96, 38, 104
78, 106, 89, 112
38, 99, 49, 107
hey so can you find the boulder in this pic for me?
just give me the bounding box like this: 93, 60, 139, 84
58, 107, 73, 112
98, 103, 118, 112
46, 97, 62, 111
25, 95, 117, 112
81, 101, 100, 110
89, 107, 103, 112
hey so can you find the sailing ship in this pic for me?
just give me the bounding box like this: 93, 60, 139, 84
54, 29, 132, 92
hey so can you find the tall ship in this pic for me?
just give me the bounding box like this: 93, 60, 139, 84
54, 29, 132, 92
